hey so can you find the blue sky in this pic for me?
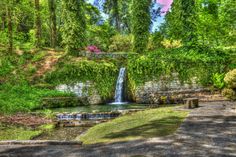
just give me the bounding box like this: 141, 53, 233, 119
87, 0, 165, 31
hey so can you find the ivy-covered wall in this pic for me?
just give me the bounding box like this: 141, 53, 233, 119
45, 57, 119, 101
126, 47, 231, 103
44, 47, 231, 104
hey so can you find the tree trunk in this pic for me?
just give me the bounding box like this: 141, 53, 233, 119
48, 0, 57, 48
1, 13, 6, 30
6, 5, 13, 53
35, 0, 41, 48
113, 0, 120, 32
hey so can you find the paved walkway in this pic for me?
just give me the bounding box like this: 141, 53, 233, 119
0, 102, 236, 157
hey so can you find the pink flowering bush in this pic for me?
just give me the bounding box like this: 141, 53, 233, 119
86, 45, 101, 54
156, 0, 173, 15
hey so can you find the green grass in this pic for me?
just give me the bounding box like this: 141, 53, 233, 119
79, 106, 188, 144
0, 84, 74, 114
0, 124, 42, 140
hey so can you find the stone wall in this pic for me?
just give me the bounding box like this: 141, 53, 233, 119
56, 82, 102, 105
77, 51, 135, 59
134, 74, 207, 104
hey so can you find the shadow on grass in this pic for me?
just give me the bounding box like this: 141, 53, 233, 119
103, 116, 184, 140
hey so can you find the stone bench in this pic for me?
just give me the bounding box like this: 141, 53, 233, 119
184, 98, 199, 109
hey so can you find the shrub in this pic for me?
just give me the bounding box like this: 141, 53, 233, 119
87, 22, 116, 52
108, 34, 132, 52
222, 88, 236, 100
212, 73, 225, 89
148, 32, 164, 51
86, 45, 101, 54
224, 69, 236, 89
161, 39, 182, 48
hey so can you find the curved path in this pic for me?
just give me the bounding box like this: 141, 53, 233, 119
0, 102, 236, 157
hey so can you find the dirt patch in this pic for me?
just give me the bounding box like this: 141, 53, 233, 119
31, 50, 65, 80
0, 114, 52, 128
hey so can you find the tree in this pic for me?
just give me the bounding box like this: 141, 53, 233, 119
94, 0, 131, 33
61, 0, 87, 55
104, 0, 120, 31
163, 0, 199, 46
48, 0, 57, 48
1, 11, 6, 30
219, 0, 236, 46
35, 0, 42, 48
131, 0, 151, 53
6, 2, 13, 53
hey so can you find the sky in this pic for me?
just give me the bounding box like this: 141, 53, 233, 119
88, 0, 173, 31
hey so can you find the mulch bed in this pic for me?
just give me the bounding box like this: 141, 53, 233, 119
0, 113, 52, 128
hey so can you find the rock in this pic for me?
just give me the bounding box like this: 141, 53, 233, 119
87, 90, 102, 105
55, 82, 102, 105
134, 73, 205, 104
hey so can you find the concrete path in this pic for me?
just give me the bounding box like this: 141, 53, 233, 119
0, 101, 236, 157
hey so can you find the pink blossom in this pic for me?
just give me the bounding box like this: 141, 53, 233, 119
86, 45, 101, 54
156, 0, 173, 15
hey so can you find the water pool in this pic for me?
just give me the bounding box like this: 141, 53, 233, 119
41, 104, 151, 113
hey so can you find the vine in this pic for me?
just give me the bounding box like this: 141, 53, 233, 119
45, 58, 118, 99
127, 47, 229, 92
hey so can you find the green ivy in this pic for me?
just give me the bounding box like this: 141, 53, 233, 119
127, 47, 229, 91
45, 58, 119, 99
61, 0, 87, 54
131, 0, 151, 53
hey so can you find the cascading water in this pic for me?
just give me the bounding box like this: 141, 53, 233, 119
111, 67, 127, 105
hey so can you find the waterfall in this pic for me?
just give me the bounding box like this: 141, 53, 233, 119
111, 67, 127, 105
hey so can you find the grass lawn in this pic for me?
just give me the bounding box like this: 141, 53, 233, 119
0, 124, 42, 140
79, 106, 188, 144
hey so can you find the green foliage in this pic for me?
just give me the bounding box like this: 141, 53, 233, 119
212, 73, 225, 89
0, 123, 42, 140
0, 30, 8, 45
219, 0, 236, 46
31, 51, 48, 62
148, 31, 164, 50
163, 0, 198, 46
38, 123, 55, 131
128, 47, 229, 91
0, 83, 73, 114
0, 52, 33, 79
108, 34, 132, 52
61, 0, 87, 54
45, 58, 118, 98
131, 0, 151, 53
87, 22, 116, 52
0, 54, 14, 77
103, 0, 132, 33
